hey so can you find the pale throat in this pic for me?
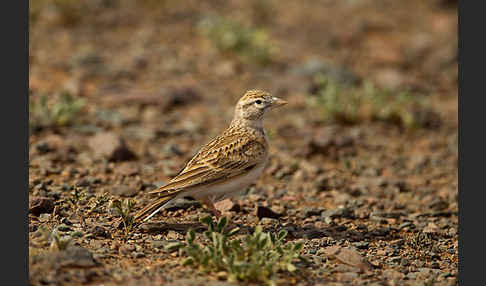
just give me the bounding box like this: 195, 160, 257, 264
230, 113, 266, 134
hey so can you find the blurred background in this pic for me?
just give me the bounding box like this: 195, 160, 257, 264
29, 0, 458, 285
29, 0, 457, 131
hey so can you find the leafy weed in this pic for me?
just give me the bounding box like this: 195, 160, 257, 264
167, 216, 305, 286
29, 91, 86, 132
198, 16, 276, 65
308, 74, 441, 129
113, 199, 136, 235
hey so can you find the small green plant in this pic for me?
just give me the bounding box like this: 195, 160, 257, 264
408, 231, 433, 250
167, 216, 305, 286
309, 74, 440, 129
198, 16, 276, 65
311, 74, 362, 124
87, 193, 110, 215
50, 229, 73, 251
29, 91, 86, 131
113, 199, 136, 235
67, 188, 84, 210
363, 81, 417, 127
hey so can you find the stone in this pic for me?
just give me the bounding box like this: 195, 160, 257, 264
163, 86, 202, 110
429, 199, 449, 211
35, 247, 99, 269
119, 245, 135, 255
374, 68, 405, 90
302, 207, 324, 218
34, 142, 52, 154
399, 222, 415, 229
353, 242, 369, 250
214, 199, 237, 213
303, 229, 327, 239
322, 246, 373, 271
38, 213, 51, 222
88, 132, 136, 162
90, 226, 110, 238
29, 196, 54, 216
132, 252, 145, 258
260, 218, 279, 226
110, 185, 139, 197
256, 206, 282, 219
321, 207, 353, 220
149, 240, 168, 249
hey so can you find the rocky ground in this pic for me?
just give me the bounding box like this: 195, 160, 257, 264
29, 1, 458, 285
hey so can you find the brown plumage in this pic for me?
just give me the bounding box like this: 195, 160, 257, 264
133, 90, 287, 222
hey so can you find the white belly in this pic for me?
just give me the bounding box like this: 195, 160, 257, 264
188, 160, 267, 203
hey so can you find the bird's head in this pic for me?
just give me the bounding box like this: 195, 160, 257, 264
233, 90, 287, 122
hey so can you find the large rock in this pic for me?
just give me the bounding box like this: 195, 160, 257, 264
322, 246, 373, 272
29, 196, 54, 216
110, 185, 139, 197
100, 86, 202, 111
256, 206, 282, 219
34, 246, 99, 269
88, 132, 136, 162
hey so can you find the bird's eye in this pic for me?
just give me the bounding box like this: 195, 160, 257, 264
255, 100, 262, 105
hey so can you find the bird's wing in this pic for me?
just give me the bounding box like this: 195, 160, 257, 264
149, 131, 267, 196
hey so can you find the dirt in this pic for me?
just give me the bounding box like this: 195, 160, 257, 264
29, 0, 458, 285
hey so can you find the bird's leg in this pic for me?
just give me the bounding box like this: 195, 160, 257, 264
205, 201, 241, 231
208, 202, 222, 218
201, 198, 222, 218
199, 198, 241, 232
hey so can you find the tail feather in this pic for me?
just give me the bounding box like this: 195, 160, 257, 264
133, 196, 175, 222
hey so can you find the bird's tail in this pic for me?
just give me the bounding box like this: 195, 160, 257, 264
133, 195, 175, 223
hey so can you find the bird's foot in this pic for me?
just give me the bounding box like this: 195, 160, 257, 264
208, 203, 222, 218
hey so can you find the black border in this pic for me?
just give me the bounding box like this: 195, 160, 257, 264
1, 0, 29, 284
457, 0, 462, 283
458, 0, 482, 285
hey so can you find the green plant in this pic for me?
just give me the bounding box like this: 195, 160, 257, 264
408, 231, 433, 250
87, 193, 110, 215
50, 229, 73, 251
363, 81, 417, 128
198, 16, 276, 65
67, 188, 84, 210
311, 74, 362, 124
309, 74, 440, 129
29, 91, 86, 131
113, 199, 136, 235
167, 216, 305, 286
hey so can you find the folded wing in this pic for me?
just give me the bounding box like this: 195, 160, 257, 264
149, 131, 267, 197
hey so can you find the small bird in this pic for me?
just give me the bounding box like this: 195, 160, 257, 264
133, 90, 287, 222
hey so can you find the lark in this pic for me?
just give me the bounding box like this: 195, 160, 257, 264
133, 90, 287, 222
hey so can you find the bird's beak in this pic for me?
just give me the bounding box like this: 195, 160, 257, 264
271, 96, 287, 108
